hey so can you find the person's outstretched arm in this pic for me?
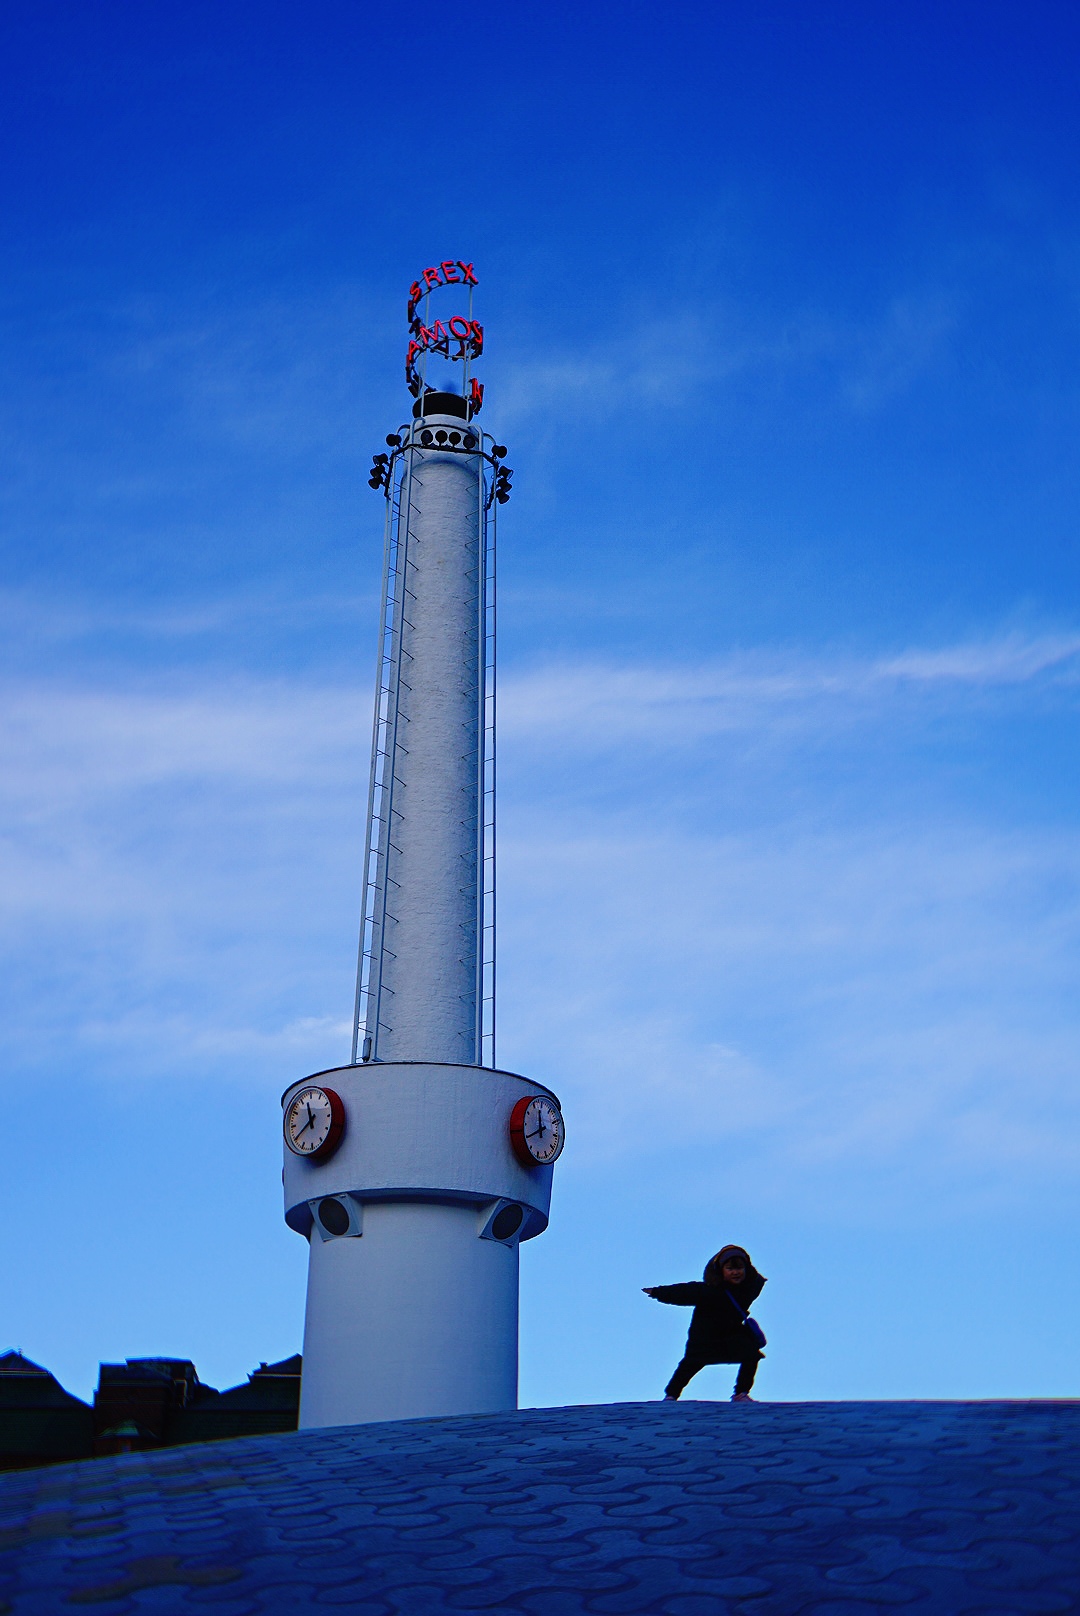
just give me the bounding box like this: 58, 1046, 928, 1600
642, 1283, 704, 1305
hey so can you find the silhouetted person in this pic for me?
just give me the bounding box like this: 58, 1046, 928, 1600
644, 1244, 766, 1402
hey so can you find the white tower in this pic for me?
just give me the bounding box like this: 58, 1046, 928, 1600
282, 265, 564, 1429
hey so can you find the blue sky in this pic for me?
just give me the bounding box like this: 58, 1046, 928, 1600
3, 0, 1080, 1404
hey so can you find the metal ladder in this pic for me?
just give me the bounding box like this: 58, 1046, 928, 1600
351, 435, 497, 1069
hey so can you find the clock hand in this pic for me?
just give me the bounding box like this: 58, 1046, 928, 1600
299, 1105, 317, 1133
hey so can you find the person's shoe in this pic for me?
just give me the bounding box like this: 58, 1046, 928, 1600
730, 1393, 754, 1402
663, 1394, 678, 1401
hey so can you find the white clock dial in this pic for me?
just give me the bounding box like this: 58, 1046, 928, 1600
284, 1086, 344, 1160
512, 1095, 565, 1166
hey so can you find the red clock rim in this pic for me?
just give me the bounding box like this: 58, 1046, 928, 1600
509, 1094, 563, 1168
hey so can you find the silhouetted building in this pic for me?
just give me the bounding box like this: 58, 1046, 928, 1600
177, 1356, 303, 1445
0, 1351, 301, 1471
0, 1352, 94, 1471
92, 1357, 214, 1456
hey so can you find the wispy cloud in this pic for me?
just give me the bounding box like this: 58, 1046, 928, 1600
0, 681, 364, 810
1, 624, 1078, 1205
0, 587, 373, 653
499, 817, 1080, 1200
840, 294, 956, 411
500, 631, 1080, 747
494, 311, 726, 425
494, 288, 959, 430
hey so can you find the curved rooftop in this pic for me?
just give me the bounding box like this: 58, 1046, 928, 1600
0, 1399, 1077, 1612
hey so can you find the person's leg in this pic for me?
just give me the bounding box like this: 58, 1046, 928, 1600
732, 1354, 760, 1397
664, 1355, 705, 1399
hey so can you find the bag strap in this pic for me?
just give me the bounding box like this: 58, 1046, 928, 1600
725, 1287, 750, 1322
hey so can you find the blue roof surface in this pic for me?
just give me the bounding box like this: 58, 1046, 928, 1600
1, 1399, 1077, 1613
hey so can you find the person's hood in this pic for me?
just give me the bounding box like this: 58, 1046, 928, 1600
703, 1245, 766, 1289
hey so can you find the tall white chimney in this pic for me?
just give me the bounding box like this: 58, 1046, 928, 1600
281, 266, 564, 1428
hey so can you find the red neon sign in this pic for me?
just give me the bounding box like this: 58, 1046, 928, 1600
407, 261, 478, 324
404, 261, 484, 408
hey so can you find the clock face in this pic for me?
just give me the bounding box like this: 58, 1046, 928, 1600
284, 1086, 345, 1161
510, 1095, 565, 1167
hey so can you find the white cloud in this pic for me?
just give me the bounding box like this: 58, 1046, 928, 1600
1, 626, 1078, 1204
498, 817, 1080, 1201
499, 632, 1080, 748
841, 294, 956, 411
878, 634, 1080, 683
492, 288, 959, 432
80, 1009, 352, 1069
0, 587, 374, 659
494, 311, 725, 426
0, 680, 363, 804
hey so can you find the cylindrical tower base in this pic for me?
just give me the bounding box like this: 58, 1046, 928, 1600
299, 1200, 518, 1428
282, 1062, 556, 1429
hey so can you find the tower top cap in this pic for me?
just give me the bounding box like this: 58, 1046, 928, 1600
412, 391, 469, 421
